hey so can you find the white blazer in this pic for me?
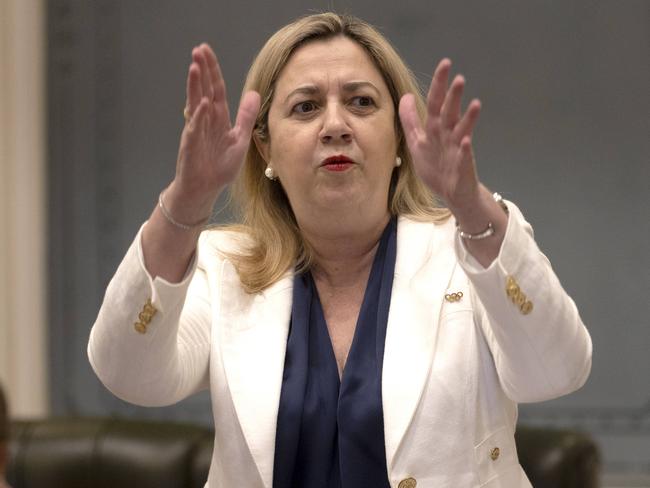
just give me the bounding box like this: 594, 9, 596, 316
88, 201, 592, 488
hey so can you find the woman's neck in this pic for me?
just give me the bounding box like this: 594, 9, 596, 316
299, 211, 390, 289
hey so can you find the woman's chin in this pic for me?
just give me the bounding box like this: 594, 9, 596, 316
316, 189, 363, 211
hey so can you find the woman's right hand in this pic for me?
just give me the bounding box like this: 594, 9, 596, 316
140, 44, 259, 282
166, 43, 260, 224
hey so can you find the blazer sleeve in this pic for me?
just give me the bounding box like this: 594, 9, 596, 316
88, 222, 212, 407
454, 200, 592, 403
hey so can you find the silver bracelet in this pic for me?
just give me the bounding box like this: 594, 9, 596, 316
458, 221, 495, 240
158, 190, 210, 230
456, 192, 508, 240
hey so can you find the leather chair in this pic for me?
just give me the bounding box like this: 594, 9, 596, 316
8, 418, 212, 488
7, 417, 600, 487
515, 425, 601, 488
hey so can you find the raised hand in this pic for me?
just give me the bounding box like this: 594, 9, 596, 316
398, 59, 482, 215
141, 44, 260, 282
169, 43, 260, 223
400, 59, 508, 266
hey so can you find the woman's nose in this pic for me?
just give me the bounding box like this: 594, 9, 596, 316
319, 105, 352, 143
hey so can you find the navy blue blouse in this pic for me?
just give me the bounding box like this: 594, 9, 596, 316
273, 217, 397, 488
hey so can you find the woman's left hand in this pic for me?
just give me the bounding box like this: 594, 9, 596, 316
400, 59, 508, 267
398, 58, 482, 215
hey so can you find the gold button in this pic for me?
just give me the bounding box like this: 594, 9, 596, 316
398, 478, 417, 488
135, 299, 157, 328
143, 299, 157, 315
505, 276, 519, 299
520, 300, 533, 315
509, 291, 519, 305
490, 447, 500, 461
515, 292, 526, 307
138, 311, 150, 323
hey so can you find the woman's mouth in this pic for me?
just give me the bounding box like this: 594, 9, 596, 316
321, 155, 355, 172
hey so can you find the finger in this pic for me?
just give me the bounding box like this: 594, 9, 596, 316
195, 44, 233, 127
452, 99, 481, 144
398, 93, 424, 148
188, 96, 211, 132
441, 75, 465, 129
189, 48, 204, 100
426, 58, 451, 117
458, 135, 478, 177
185, 62, 202, 117
201, 44, 226, 103
200, 44, 231, 125
233, 91, 261, 146
193, 47, 213, 101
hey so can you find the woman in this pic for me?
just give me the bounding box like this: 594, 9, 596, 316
88, 13, 592, 488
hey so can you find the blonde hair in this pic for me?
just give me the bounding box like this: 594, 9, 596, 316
223, 12, 450, 293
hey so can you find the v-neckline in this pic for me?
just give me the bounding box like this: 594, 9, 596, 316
309, 216, 396, 384
310, 275, 369, 384
272, 216, 397, 488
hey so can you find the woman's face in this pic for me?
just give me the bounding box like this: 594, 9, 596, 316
259, 36, 398, 227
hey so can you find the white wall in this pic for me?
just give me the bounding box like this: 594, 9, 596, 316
0, 0, 48, 417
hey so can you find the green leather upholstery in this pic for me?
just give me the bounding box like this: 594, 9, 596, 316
8, 418, 212, 488
7, 417, 600, 487
515, 425, 601, 488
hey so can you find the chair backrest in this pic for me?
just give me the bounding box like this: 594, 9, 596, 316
515, 425, 601, 488
8, 418, 212, 488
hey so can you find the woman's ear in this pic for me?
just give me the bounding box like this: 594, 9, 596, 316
253, 132, 271, 164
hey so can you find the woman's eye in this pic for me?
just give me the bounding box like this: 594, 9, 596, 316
351, 96, 375, 108
293, 101, 317, 114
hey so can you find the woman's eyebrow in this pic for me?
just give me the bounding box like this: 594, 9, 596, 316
341, 81, 380, 95
283, 80, 381, 104
284, 85, 319, 103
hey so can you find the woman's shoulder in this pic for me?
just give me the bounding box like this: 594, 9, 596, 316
398, 212, 456, 238
196, 225, 254, 266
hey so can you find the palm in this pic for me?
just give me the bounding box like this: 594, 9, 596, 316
399, 59, 482, 211
176, 44, 260, 201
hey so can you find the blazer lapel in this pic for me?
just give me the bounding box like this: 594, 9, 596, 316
382, 216, 457, 471
219, 262, 294, 488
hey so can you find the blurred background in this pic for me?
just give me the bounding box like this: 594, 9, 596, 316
1, 0, 648, 485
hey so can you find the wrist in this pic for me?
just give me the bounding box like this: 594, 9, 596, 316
451, 185, 493, 232
164, 181, 218, 225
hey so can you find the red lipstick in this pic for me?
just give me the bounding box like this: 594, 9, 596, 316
321, 155, 355, 172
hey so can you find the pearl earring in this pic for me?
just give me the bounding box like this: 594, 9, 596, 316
264, 166, 276, 180
395, 156, 402, 167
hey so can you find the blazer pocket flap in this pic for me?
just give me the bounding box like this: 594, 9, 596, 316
474, 427, 518, 485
